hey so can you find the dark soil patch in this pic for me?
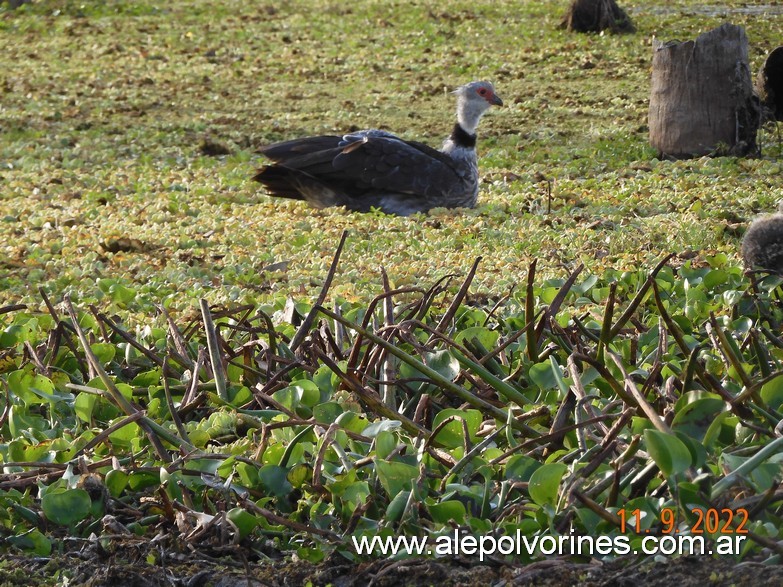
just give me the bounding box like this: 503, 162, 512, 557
3, 548, 783, 587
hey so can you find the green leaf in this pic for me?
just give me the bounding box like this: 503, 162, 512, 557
671, 397, 725, 441
273, 380, 320, 412
227, 385, 252, 406
296, 546, 326, 563
108, 419, 141, 449
644, 429, 692, 476
703, 411, 734, 448
375, 460, 418, 498
127, 470, 160, 491
362, 419, 402, 438
453, 327, 500, 350
6, 529, 52, 556
429, 500, 467, 524
338, 480, 371, 511
292, 380, 321, 407
8, 439, 53, 463
7, 369, 55, 405
375, 430, 398, 459
431, 409, 482, 448
386, 490, 410, 522
257, 465, 293, 498
226, 507, 258, 540
104, 469, 129, 498
74, 392, 98, 424
41, 488, 92, 526
529, 361, 558, 390
528, 463, 567, 507
8, 406, 47, 438
312, 401, 343, 424
235, 461, 259, 488
90, 343, 116, 364
423, 350, 460, 381
287, 463, 311, 489
505, 455, 541, 482
673, 431, 708, 469
334, 411, 369, 434
761, 375, 783, 412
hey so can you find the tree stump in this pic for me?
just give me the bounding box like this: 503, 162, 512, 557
756, 46, 783, 122
649, 23, 760, 159
560, 0, 635, 34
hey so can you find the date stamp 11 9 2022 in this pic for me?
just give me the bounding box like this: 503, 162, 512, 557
619, 507, 749, 535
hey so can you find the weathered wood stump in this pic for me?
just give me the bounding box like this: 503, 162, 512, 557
756, 46, 783, 122
649, 23, 760, 159
560, 0, 635, 34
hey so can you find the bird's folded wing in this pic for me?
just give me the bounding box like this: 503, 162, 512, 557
331, 136, 463, 197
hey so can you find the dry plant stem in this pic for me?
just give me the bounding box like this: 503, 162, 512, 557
344, 286, 424, 372
72, 411, 147, 458
317, 304, 538, 436
607, 351, 671, 434
290, 229, 349, 352
608, 254, 674, 339
239, 496, 341, 542
411, 274, 455, 323
200, 299, 229, 402
426, 255, 481, 346
63, 296, 190, 460
98, 309, 185, 374
571, 488, 622, 527
708, 312, 756, 393
525, 258, 538, 362
87, 304, 111, 342
596, 283, 616, 363
158, 303, 195, 369
483, 288, 513, 326
479, 308, 545, 365
182, 349, 206, 407
39, 287, 85, 373
162, 357, 193, 444
0, 379, 11, 429
571, 352, 637, 406
0, 455, 122, 490
312, 422, 338, 490
546, 389, 577, 450
651, 280, 728, 398
23, 340, 48, 376
316, 349, 428, 438
380, 266, 397, 409
535, 263, 584, 341
567, 354, 609, 435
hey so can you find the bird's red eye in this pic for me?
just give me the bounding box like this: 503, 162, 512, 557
478, 88, 488, 95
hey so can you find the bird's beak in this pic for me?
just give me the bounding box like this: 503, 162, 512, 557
491, 94, 503, 107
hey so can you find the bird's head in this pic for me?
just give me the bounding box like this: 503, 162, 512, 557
455, 81, 503, 107
453, 81, 502, 133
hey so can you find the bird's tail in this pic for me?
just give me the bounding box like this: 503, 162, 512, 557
253, 166, 343, 208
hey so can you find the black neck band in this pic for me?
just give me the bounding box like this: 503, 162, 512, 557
450, 124, 476, 148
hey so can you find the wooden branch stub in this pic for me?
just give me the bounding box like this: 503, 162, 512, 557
648, 23, 760, 159
560, 0, 635, 35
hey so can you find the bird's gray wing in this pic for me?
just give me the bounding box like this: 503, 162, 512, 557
330, 136, 464, 198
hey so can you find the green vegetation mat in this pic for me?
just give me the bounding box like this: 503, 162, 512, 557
3, 0, 783, 584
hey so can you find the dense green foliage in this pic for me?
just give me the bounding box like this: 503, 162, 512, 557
3, 251, 783, 565
3, 0, 783, 575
